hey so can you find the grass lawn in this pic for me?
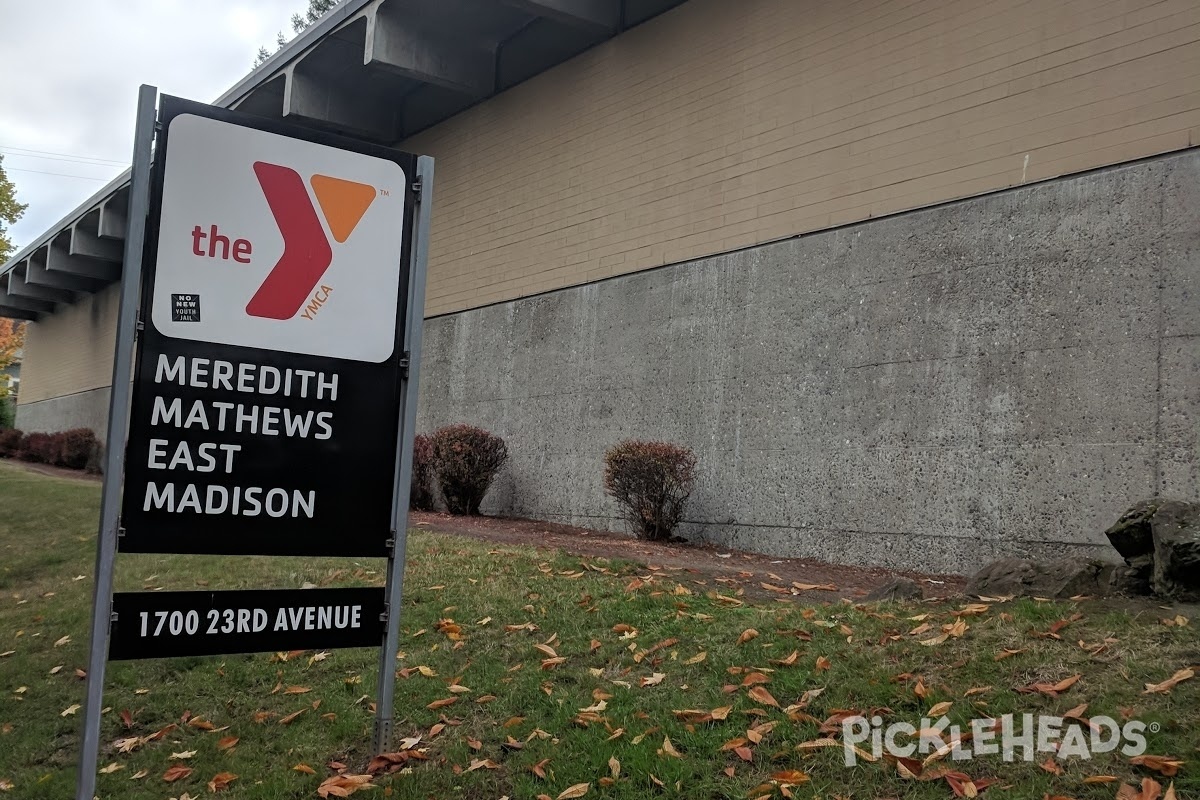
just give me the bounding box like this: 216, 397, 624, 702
0, 461, 1197, 799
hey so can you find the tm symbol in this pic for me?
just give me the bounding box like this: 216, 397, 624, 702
379, 189, 390, 197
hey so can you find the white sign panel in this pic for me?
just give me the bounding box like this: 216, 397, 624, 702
151, 113, 407, 363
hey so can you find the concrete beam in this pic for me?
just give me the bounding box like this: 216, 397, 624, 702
365, 8, 495, 96
0, 305, 39, 322
99, 188, 128, 240
47, 234, 120, 283
26, 247, 105, 292
501, 0, 619, 32
71, 221, 124, 262
0, 287, 54, 314
282, 64, 401, 140
7, 263, 75, 304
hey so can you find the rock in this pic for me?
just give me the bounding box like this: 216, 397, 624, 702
1105, 500, 1159, 560
864, 577, 923, 602
966, 557, 1115, 599
1108, 554, 1154, 596
1150, 501, 1200, 602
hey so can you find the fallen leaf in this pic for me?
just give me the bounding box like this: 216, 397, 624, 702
640, 673, 666, 687
130, 769, 149, 779
427, 697, 458, 709
466, 759, 500, 772
1143, 669, 1193, 695
747, 685, 779, 708
60, 704, 80, 717
737, 629, 759, 645
771, 769, 810, 785
556, 783, 590, 799
1082, 776, 1120, 785
293, 764, 316, 775
216, 736, 238, 750
170, 750, 198, 759
608, 756, 620, 779
317, 773, 374, 798
283, 685, 311, 695
98, 762, 124, 774
928, 701, 953, 717
54, 635, 70, 647
1040, 757, 1063, 775
684, 652, 707, 665
659, 735, 683, 759
278, 708, 307, 725
163, 764, 193, 783
1129, 755, 1186, 777
207, 772, 238, 792
994, 648, 1026, 661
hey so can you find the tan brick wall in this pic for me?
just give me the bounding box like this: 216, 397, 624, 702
17, 282, 119, 405
407, 0, 1200, 317
19, 0, 1200, 404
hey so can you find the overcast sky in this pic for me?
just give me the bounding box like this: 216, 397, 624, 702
0, 0, 304, 252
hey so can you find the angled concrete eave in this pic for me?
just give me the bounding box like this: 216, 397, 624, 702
0, 0, 688, 321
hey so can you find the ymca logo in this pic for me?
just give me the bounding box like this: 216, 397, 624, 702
247, 162, 377, 320
188, 163, 378, 320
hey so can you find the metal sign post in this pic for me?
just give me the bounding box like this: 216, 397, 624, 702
77, 82, 158, 800
75, 88, 431, 798
373, 156, 434, 754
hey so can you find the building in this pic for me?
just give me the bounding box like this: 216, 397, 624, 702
1, 0, 1197, 573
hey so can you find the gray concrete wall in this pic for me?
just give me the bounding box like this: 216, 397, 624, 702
417, 149, 1200, 575
16, 386, 111, 435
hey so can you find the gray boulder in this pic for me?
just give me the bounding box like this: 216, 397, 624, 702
967, 558, 1115, 599
1105, 500, 1158, 560
864, 577, 923, 602
1150, 501, 1200, 602
1108, 554, 1154, 596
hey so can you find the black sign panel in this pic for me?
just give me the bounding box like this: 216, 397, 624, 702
109, 588, 385, 660
119, 95, 417, 557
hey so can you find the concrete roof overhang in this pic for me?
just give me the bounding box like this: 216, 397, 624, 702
0, 0, 687, 321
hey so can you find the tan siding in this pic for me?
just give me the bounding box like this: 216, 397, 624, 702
407, 0, 1200, 317
18, 283, 119, 405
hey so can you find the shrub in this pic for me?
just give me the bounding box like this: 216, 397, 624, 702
58, 428, 98, 470
0, 398, 14, 430
603, 439, 697, 541
430, 424, 508, 515
19, 432, 57, 464
0, 428, 21, 457
410, 433, 437, 511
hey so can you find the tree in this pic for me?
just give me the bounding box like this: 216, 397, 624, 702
0, 318, 26, 404
254, 0, 339, 67
0, 154, 27, 263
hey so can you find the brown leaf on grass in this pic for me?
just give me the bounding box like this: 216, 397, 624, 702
1165, 783, 1178, 800
188, 717, 217, 731
283, 686, 311, 695
1082, 776, 1120, 785
427, 697, 458, 710
928, 701, 953, 717
793, 582, 837, 591
207, 772, 238, 792
742, 672, 771, 687
278, 708, 307, 725
556, 783, 590, 799
684, 651, 707, 665
541, 657, 567, 670
98, 762, 124, 774
216, 736, 238, 751
293, 764, 316, 774
659, 735, 684, 759
771, 770, 810, 785
529, 758, 550, 779
1016, 674, 1081, 697
747, 685, 780, 708
317, 774, 374, 798
466, 759, 500, 772
913, 678, 930, 699
814, 656, 832, 672
1143, 669, 1193, 695
608, 756, 620, 779
534, 643, 559, 659
163, 764, 193, 783
711, 705, 732, 720
994, 648, 1026, 661
119, 709, 133, 729
771, 650, 799, 666
640, 673, 666, 687
1129, 756, 1186, 777
737, 629, 760, 645
1040, 757, 1064, 775
734, 746, 754, 762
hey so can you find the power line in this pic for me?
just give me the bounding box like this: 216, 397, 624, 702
6, 167, 112, 181
0, 145, 125, 167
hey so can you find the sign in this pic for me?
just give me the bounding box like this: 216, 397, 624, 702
109, 588, 386, 660
119, 96, 418, 557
